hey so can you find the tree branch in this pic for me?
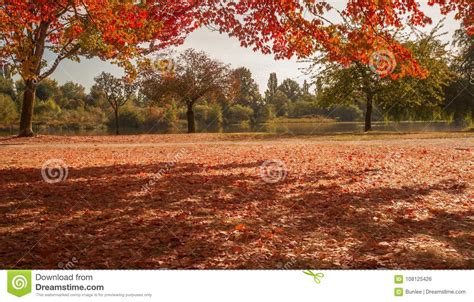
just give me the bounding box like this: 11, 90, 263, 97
39, 43, 80, 81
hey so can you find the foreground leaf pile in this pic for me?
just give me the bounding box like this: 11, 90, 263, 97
0, 134, 472, 268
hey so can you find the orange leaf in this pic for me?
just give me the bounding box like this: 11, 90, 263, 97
235, 224, 246, 231
274, 227, 284, 234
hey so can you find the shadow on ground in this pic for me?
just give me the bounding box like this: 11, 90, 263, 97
0, 158, 472, 269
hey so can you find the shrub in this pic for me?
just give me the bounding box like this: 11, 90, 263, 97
208, 103, 223, 126
35, 98, 61, 116
162, 105, 178, 127
226, 104, 254, 124
58, 107, 105, 129
0, 93, 18, 125
268, 90, 290, 117
107, 104, 144, 129
194, 103, 223, 127
194, 104, 209, 123
289, 101, 321, 118
144, 105, 178, 129
253, 104, 275, 123
331, 104, 363, 121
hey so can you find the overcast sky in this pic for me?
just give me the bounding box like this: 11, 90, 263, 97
46, 2, 460, 94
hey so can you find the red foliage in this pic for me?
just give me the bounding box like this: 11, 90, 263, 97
0, 0, 199, 78
199, 0, 473, 78
1, 1, 471, 80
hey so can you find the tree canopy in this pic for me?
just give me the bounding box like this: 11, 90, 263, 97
1, 0, 472, 136
140, 49, 230, 133
95, 72, 137, 134
315, 27, 455, 130
201, 0, 472, 79
0, 0, 199, 135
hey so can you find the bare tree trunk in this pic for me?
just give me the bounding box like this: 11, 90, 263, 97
19, 80, 36, 137
364, 94, 373, 132
187, 103, 196, 133
114, 108, 120, 135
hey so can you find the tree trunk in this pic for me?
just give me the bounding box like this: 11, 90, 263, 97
114, 108, 120, 135
364, 95, 373, 132
187, 103, 196, 133
19, 80, 36, 137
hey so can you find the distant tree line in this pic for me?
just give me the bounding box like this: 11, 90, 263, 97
0, 27, 472, 134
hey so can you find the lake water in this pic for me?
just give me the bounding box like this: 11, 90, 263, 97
0, 121, 466, 136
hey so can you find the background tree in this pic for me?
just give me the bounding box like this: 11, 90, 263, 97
270, 91, 291, 117
377, 37, 455, 121
34, 79, 60, 103
315, 28, 453, 131
302, 80, 310, 96
140, 49, 230, 133
86, 84, 107, 109
0, 65, 18, 128
94, 72, 137, 135
443, 25, 474, 125
226, 104, 254, 125
0, 63, 11, 78
265, 73, 278, 100
0, 64, 15, 101
59, 82, 86, 109
278, 78, 302, 102
229, 67, 261, 107
229, 67, 263, 123
0, 0, 199, 136
0, 94, 18, 128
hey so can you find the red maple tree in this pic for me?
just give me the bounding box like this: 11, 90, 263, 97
0, 0, 199, 136
199, 0, 472, 78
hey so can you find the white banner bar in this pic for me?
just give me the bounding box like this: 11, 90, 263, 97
1, 270, 472, 301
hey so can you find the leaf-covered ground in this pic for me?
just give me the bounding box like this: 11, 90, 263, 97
0, 134, 473, 269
